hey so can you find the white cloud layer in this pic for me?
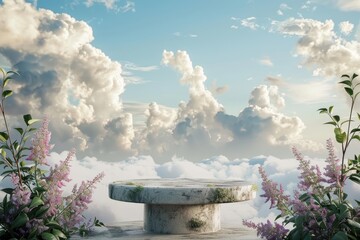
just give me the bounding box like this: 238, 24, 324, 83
0, 1, 320, 164
275, 18, 360, 77
2, 150, 353, 227
337, 0, 360, 11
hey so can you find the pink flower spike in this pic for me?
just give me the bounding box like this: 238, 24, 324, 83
27, 118, 53, 165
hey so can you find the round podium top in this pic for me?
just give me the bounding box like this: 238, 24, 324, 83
109, 178, 256, 205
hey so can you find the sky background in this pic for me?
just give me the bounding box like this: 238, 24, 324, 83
1, 0, 360, 228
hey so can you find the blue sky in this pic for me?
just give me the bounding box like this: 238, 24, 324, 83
1, 0, 360, 162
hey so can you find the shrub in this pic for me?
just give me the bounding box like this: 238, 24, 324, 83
243, 74, 360, 240
0, 68, 104, 239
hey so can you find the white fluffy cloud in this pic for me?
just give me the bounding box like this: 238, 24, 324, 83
13, 149, 354, 227
240, 17, 260, 30
0, 0, 135, 160
337, 0, 360, 11
274, 18, 360, 77
0, 1, 318, 163
339, 21, 354, 35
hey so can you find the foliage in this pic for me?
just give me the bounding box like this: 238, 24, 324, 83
243, 73, 360, 239
0, 68, 105, 239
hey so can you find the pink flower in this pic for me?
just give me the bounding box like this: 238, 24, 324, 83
44, 149, 74, 216
259, 166, 290, 214
323, 139, 342, 188
243, 219, 288, 240
11, 186, 31, 207
59, 172, 105, 229
292, 147, 322, 193
27, 118, 53, 165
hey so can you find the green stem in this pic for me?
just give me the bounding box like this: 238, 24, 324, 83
0, 98, 23, 186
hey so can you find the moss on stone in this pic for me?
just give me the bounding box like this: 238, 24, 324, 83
211, 188, 235, 203
187, 218, 206, 230
127, 185, 144, 201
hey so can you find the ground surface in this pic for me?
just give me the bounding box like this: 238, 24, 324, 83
70, 221, 260, 240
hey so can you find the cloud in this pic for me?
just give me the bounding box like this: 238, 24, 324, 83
84, 0, 135, 12
259, 56, 274, 66
211, 81, 229, 95
339, 21, 354, 35
122, 62, 158, 84
0, 0, 135, 160
274, 18, 360, 77
277, 3, 292, 15
240, 17, 260, 30
1, 1, 320, 163
9, 149, 355, 227
214, 85, 319, 150
266, 75, 336, 104
337, 0, 360, 11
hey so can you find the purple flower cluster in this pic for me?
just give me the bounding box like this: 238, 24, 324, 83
59, 172, 105, 229
292, 147, 322, 193
44, 149, 74, 216
323, 139, 342, 188
27, 118, 53, 165
259, 166, 290, 215
10, 173, 31, 207
243, 219, 288, 240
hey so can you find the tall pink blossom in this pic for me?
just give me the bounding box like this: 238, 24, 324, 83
323, 139, 342, 188
259, 166, 290, 214
59, 172, 105, 229
27, 118, 53, 165
44, 150, 74, 216
9, 173, 31, 208
243, 219, 289, 240
292, 147, 322, 193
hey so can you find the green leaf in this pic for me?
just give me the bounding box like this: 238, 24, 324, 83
329, 106, 334, 113
11, 212, 29, 229
348, 219, 360, 229
29, 196, 44, 208
7, 70, 19, 76
2, 90, 13, 99
23, 114, 32, 126
352, 73, 358, 79
41, 232, 57, 240
339, 80, 352, 87
52, 229, 66, 239
358, 113, 360, 120
0, 148, 6, 159
325, 121, 337, 126
333, 115, 340, 122
352, 135, 360, 141
1, 188, 13, 194
334, 128, 346, 143
0, 132, 9, 142
28, 119, 41, 125
3, 77, 11, 88
332, 231, 348, 240
349, 174, 360, 184
14, 128, 24, 135
46, 221, 63, 230
351, 128, 360, 134
35, 205, 49, 218
318, 108, 328, 114
345, 87, 354, 96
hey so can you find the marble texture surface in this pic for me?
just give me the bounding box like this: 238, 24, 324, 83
109, 178, 256, 205
108, 178, 256, 234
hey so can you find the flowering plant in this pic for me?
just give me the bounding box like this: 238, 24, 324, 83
244, 74, 360, 239
0, 68, 104, 239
